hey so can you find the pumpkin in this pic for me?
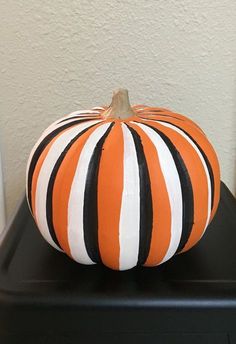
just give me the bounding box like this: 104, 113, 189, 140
26, 89, 220, 271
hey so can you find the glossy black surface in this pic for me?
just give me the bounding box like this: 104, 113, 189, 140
0, 182, 236, 343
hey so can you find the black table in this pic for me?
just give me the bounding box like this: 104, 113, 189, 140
0, 182, 236, 344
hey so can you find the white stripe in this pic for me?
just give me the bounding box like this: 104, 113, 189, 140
34, 120, 101, 251
65, 109, 100, 117
131, 122, 183, 264
156, 120, 212, 234
119, 124, 140, 270
26, 117, 103, 194
68, 123, 112, 265
92, 106, 105, 110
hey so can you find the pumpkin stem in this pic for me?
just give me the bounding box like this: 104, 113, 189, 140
102, 88, 136, 119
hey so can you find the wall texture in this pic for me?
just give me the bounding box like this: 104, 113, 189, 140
0, 0, 235, 220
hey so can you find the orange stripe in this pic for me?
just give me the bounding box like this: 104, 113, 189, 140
97, 121, 123, 270
52, 122, 107, 256
127, 122, 172, 266
135, 118, 209, 253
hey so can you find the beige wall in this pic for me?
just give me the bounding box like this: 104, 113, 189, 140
0, 0, 235, 220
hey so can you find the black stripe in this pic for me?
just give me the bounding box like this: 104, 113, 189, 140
27, 118, 98, 210
148, 119, 214, 210
46, 123, 100, 249
138, 122, 194, 253
126, 124, 153, 265
83, 122, 115, 263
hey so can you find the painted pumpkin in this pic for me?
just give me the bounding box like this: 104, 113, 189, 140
26, 89, 220, 271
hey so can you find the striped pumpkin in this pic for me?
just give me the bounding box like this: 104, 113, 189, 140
26, 89, 220, 271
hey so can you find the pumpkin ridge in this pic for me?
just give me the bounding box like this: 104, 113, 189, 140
125, 123, 153, 266
83, 122, 115, 263
138, 121, 195, 255
135, 119, 210, 254
46, 122, 104, 251
27, 118, 101, 210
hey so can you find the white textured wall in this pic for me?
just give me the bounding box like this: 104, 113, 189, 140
0, 0, 235, 220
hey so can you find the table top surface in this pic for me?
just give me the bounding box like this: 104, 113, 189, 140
0, 182, 236, 309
